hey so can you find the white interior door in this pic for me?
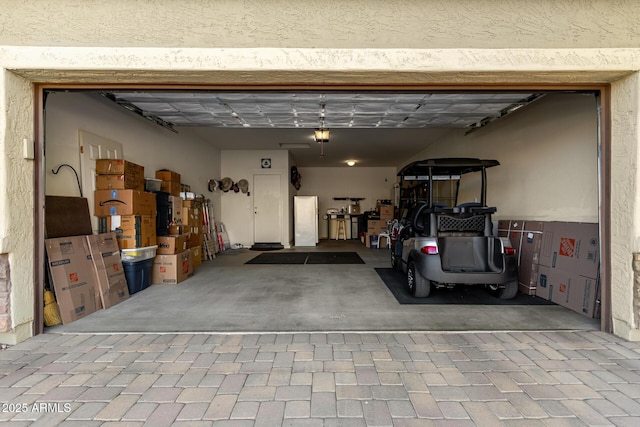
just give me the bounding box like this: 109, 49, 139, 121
253, 173, 282, 243
79, 130, 123, 234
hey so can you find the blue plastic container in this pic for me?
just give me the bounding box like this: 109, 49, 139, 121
123, 258, 153, 294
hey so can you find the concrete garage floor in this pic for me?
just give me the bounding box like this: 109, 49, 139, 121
51, 240, 599, 334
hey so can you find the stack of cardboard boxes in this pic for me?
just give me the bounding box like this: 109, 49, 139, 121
365, 202, 394, 248
151, 170, 204, 285
498, 220, 600, 318
94, 160, 157, 249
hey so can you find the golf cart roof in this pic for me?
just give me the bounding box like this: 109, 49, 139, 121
398, 158, 500, 177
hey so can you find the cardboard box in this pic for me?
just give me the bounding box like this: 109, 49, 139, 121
191, 246, 202, 267
152, 251, 193, 284
94, 189, 156, 216
96, 159, 144, 176
156, 234, 189, 255
189, 232, 202, 249
155, 169, 181, 183
182, 206, 201, 226
378, 205, 394, 220
98, 215, 157, 249
96, 173, 144, 191
365, 232, 378, 248
367, 220, 387, 235
86, 233, 129, 309
169, 224, 189, 235
539, 222, 599, 279
45, 236, 99, 325
536, 265, 599, 317
156, 169, 181, 196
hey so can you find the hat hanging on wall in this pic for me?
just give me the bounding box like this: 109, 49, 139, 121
208, 179, 220, 192
232, 182, 240, 193
221, 177, 233, 192
238, 179, 249, 194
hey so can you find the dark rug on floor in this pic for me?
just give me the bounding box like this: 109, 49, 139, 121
250, 243, 285, 251
306, 252, 365, 264
246, 252, 309, 264
246, 251, 365, 265
375, 268, 555, 305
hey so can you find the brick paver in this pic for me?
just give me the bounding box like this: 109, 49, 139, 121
0, 331, 638, 424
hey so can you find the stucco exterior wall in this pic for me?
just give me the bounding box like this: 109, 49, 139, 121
611, 73, 640, 341
0, 70, 35, 344
1, 0, 640, 342
1, 1, 638, 49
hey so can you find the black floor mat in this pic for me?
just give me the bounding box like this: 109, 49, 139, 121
246, 251, 365, 265
375, 268, 555, 305
246, 252, 309, 264
250, 243, 285, 251
306, 252, 365, 264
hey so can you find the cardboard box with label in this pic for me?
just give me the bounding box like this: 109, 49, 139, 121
45, 236, 99, 325
98, 215, 157, 249
156, 234, 189, 255
152, 250, 193, 284
94, 189, 156, 216
536, 265, 599, 317
156, 169, 181, 196
86, 233, 129, 309
95, 173, 144, 191
539, 222, 599, 279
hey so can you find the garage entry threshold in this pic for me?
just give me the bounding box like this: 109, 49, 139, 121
48, 243, 600, 334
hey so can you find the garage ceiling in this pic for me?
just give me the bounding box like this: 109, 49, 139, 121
102, 90, 543, 167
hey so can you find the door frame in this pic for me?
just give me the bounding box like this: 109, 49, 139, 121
33, 82, 612, 336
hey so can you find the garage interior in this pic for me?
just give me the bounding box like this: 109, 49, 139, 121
42, 88, 603, 334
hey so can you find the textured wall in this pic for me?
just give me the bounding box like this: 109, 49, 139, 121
1, 0, 638, 49
611, 73, 640, 340
0, 70, 35, 344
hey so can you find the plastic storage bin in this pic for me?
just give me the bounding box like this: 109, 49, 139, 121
144, 178, 162, 192
123, 258, 153, 294
120, 245, 157, 262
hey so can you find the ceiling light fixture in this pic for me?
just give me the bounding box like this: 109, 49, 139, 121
314, 128, 330, 143
346, 160, 356, 167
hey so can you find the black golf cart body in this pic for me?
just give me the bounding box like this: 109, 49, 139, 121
392, 158, 519, 299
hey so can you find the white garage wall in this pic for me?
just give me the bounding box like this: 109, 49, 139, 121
297, 167, 397, 239
402, 93, 599, 223
44, 93, 222, 219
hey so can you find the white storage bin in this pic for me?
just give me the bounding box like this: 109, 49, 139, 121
120, 245, 157, 262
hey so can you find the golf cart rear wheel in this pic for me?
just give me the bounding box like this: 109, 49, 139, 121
489, 280, 518, 300
408, 261, 431, 298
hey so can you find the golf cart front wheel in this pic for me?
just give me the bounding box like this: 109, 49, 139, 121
408, 261, 431, 298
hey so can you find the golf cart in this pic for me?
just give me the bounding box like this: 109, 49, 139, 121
392, 158, 518, 299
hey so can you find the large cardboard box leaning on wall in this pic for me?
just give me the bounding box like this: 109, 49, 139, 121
539, 221, 599, 279
86, 233, 129, 309
45, 236, 99, 325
